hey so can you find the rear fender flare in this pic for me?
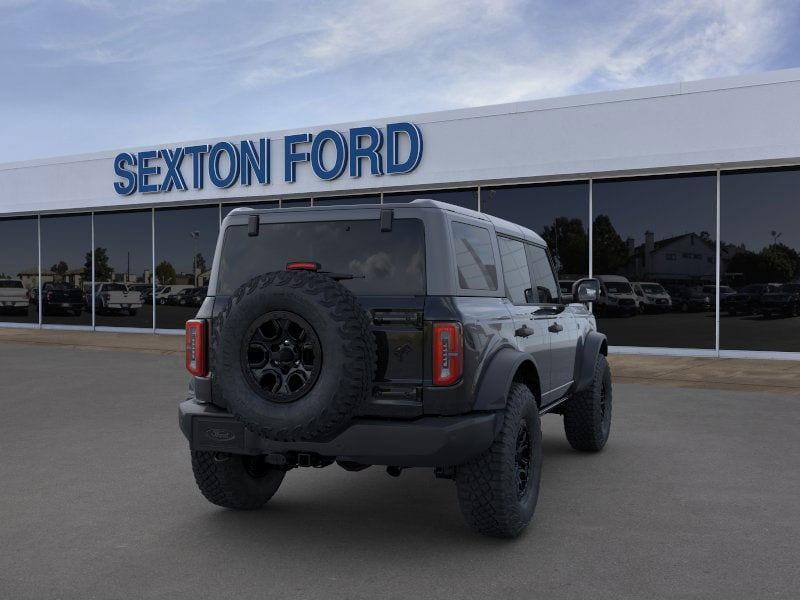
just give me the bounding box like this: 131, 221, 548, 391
473, 347, 541, 412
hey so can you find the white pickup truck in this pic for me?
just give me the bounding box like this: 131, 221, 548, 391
0, 279, 30, 315
87, 282, 143, 315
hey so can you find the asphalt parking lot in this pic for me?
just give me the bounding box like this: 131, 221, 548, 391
1, 343, 799, 600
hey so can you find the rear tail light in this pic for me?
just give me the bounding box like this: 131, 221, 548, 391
186, 319, 208, 377
432, 322, 463, 386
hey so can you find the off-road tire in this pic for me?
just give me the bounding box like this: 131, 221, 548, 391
191, 451, 285, 510
213, 270, 376, 442
563, 354, 612, 451
455, 383, 542, 538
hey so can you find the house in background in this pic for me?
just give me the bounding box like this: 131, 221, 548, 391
626, 231, 716, 285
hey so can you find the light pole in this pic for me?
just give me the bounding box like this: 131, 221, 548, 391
190, 231, 200, 286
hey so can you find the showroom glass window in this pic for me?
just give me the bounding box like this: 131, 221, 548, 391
721, 167, 800, 352
0, 217, 38, 324
40, 213, 92, 326
313, 195, 380, 206
93, 210, 153, 329
154, 206, 219, 330
385, 188, 478, 210
481, 182, 589, 282
592, 173, 717, 349
281, 198, 311, 208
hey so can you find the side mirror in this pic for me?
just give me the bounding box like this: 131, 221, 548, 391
572, 278, 600, 303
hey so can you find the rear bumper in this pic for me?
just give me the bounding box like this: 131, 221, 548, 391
178, 399, 498, 467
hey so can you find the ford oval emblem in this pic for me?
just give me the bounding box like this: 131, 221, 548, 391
206, 428, 235, 442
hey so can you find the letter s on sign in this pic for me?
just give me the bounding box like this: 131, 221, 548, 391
113, 152, 137, 196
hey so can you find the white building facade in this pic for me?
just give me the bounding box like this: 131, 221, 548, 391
1, 69, 800, 358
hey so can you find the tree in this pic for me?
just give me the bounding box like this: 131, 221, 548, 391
726, 243, 799, 286
50, 261, 68, 276
83, 247, 113, 283
592, 215, 629, 275
540, 217, 588, 276
194, 253, 207, 273
156, 261, 177, 285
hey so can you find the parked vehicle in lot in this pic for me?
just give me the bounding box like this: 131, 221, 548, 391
595, 275, 638, 316
179, 200, 612, 538
631, 281, 672, 313
758, 283, 800, 318
155, 284, 193, 305
722, 283, 781, 316
702, 285, 736, 303
42, 282, 84, 315
87, 282, 143, 315
125, 283, 152, 304
0, 279, 30, 314
182, 286, 208, 307
668, 286, 712, 312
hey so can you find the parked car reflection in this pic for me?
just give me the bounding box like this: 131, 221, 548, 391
596, 275, 638, 316
668, 286, 712, 313
0, 279, 31, 315
722, 283, 781, 316
85, 282, 143, 316
631, 281, 672, 313
42, 282, 84, 316
758, 283, 800, 318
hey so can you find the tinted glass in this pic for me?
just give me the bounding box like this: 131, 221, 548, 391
222, 201, 276, 219
498, 236, 532, 304
40, 214, 92, 325
154, 206, 219, 329
451, 222, 497, 291
385, 188, 478, 210
217, 219, 425, 296
0, 217, 38, 323
93, 210, 153, 329
525, 244, 559, 303
593, 173, 716, 349
482, 182, 589, 280
313, 195, 380, 206
721, 168, 800, 352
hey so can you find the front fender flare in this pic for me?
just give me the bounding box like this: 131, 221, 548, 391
573, 330, 607, 393
472, 347, 540, 412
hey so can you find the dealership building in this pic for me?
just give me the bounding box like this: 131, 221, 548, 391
1, 68, 799, 359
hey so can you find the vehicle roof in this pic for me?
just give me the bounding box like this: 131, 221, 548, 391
228, 198, 547, 246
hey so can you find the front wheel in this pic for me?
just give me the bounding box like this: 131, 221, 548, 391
191, 451, 285, 510
563, 354, 612, 451
455, 383, 542, 538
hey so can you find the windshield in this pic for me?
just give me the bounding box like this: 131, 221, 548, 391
641, 284, 665, 294
217, 219, 426, 296
605, 282, 632, 294
0, 280, 23, 288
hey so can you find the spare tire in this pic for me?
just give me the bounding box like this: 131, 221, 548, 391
213, 270, 375, 442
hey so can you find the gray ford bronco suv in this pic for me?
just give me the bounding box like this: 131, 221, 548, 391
179, 199, 611, 538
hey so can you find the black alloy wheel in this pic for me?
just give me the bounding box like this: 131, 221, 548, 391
242, 311, 322, 403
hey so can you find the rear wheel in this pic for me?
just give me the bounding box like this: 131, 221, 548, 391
455, 383, 542, 538
191, 451, 285, 510
563, 354, 612, 451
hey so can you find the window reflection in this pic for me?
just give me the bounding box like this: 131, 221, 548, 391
481, 182, 589, 282
40, 214, 92, 325
592, 174, 716, 349
154, 206, 219, 330
385, 188, 478, 210
0, 217, 38, 324
92, 210, 153, 328
314, 195, 380, 206
222, 200, 277, 220
281, 199, 311, 208
721, 168, 800, 352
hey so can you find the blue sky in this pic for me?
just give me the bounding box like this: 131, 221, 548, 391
1, 0, 799, 163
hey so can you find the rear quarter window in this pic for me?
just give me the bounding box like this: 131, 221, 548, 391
216, 219, 426, 296
451, 222, 497, 291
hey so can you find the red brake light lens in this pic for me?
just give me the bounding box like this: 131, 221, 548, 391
286, 261, 320, 271
432, 322, 463, 386
185, 319, 208, 377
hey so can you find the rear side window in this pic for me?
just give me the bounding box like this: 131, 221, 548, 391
498, 237, 532, 304
525, 244, 559, 304
217, 219, 426, 296
451, 222, 497, 291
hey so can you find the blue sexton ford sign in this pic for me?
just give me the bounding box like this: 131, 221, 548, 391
113, 122, 422, 195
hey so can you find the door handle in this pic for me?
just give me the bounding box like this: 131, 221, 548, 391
548, 322, 563, 333
515, 324, 534, 338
